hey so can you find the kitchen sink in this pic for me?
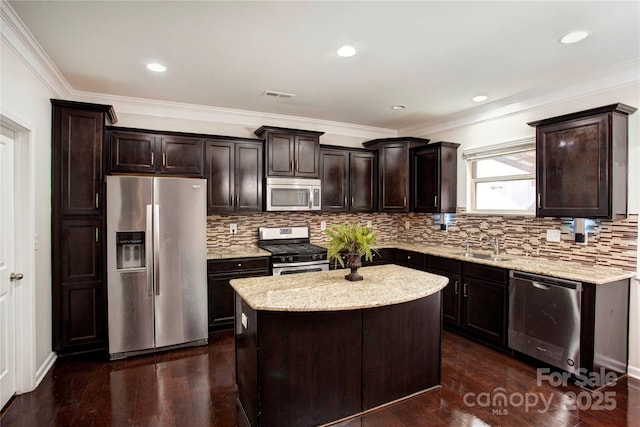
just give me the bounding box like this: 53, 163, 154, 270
456, 252, 512, 262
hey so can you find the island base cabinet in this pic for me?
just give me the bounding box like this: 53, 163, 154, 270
362, 294, 441, 410
235, 293, 442, 427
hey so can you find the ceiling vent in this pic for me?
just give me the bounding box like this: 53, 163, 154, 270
262, 90, 296, 99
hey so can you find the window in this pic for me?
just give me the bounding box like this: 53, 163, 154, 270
464, 139, 536, 214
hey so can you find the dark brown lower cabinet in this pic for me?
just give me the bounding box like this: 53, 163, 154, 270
235, 292, 441, 427
427, 255, 507, 348
58, 282, 106, 351
54, 218, 106, 353
207, 258, 269, 332
460, 275, 507, 345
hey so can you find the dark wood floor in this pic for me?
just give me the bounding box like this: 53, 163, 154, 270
2, 330, 639, 426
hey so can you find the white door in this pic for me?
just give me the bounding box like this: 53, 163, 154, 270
0, 125, 17, 409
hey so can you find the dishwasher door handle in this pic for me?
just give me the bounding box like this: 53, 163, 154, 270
532, 281, 551, 290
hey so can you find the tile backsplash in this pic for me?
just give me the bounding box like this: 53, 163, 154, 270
207, 211, 638, 271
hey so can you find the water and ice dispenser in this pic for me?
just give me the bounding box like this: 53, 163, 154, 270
115, 231, 146, 270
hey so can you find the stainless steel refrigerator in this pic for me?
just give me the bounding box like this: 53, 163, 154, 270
106, 175, 208, 359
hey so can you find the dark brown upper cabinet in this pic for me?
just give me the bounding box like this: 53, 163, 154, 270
320, 147, 376, 212
205, 139, 263, 214
109, 129, 203, 176
411, 142, 459, 213
363, 137, 429, 212
51, 99, 116, 355
254, 126, 324, 178
528, 104, 636, 219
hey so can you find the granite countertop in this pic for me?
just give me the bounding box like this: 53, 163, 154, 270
230, 264, 448, 312
207, 241, 634, 284
207, 246, 270, 260
380, 242, 635, 285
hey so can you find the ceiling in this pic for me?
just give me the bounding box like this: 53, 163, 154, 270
8, 1, 640, 131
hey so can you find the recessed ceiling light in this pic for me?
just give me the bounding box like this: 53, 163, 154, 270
146, 63, 166, 72
337, 45, 357, 58
471, 95, 488, 103
559, 31, 589, 44
391, 104, 407, 110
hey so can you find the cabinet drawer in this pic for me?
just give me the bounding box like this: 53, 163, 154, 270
208, 257, 270, 272
394, 249, 426, 269
462, 262, 507, 284
427, 255, 461, 275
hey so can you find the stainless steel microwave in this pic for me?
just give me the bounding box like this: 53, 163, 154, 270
265, 177, 321, 211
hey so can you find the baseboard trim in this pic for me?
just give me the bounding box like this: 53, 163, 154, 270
33, 352, 56, 391
627, 364, 640, 380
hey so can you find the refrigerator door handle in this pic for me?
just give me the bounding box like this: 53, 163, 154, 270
146, 204, 154, 297
153, 204, 160, 296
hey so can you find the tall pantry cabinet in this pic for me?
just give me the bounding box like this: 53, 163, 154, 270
51, 99, 117, 354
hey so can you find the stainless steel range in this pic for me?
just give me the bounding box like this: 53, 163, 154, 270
258, 226, 329, 275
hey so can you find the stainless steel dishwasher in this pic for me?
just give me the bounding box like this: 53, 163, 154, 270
508, 271, 582, 374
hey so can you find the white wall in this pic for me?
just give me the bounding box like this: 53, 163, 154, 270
0, 39, 55, 374
407, 84, 640, 377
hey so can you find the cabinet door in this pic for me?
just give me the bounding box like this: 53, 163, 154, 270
160, 136, 203, 176
536, 114, 609, 217
205, 141, 235, 213
413, 148, 439, 213
57, 281, 106, 352
267, 134, 295, 176
59, 219, 102, 283
235, 142, 263, 212
110, 131, 157, 173
294, 135, 320, 177
461, 277, 506, 345
379, 143, 409, 212
57, 108, 104, 216
350, 152, 376, 212
440, 272, 461, 326
208, 268, 268, 332
320, 150, 348, 211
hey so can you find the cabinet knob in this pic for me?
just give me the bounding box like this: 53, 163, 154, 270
237, 263, 242, 267
10, 272, 24, 281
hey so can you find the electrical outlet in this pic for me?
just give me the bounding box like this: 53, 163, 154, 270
405, 221, 411, 229
320, 221, 327, 231
230, 223, 238, 235
366, 220, 372, 228
546, 229, 561, 242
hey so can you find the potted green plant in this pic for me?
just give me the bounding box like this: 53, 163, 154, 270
324, 223, 378, 281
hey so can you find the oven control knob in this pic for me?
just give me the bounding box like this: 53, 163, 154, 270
287, 256, 294, 262
280, 256, 286, 262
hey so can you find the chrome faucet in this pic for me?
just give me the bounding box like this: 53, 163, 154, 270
479, 235, 500, 256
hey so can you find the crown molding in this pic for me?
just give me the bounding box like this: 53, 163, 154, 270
73, 91, 397, 139
400, 58, 640, 137
1, 0, 72, 98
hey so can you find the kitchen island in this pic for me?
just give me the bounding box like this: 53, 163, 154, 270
230, 264, 449, 427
